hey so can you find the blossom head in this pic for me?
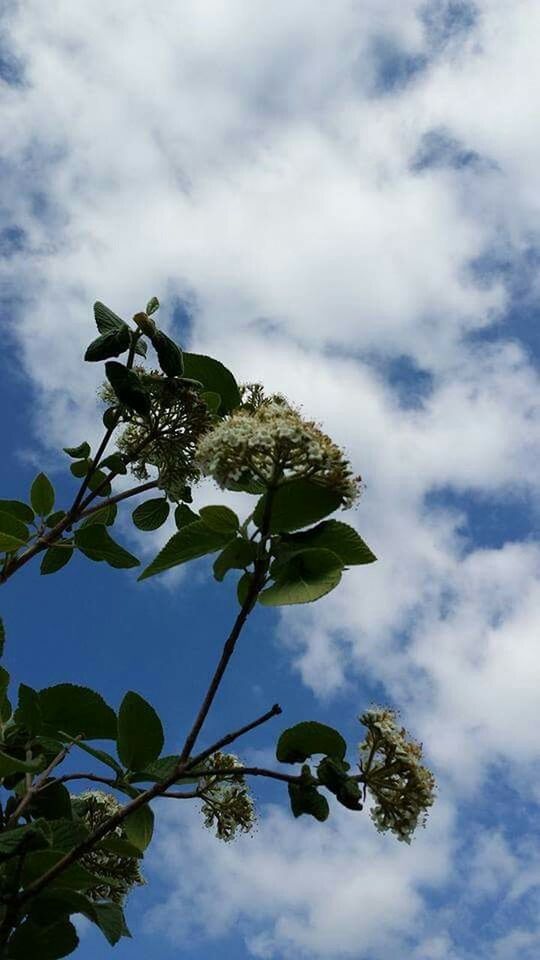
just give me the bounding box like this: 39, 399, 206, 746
196, 400, 361, 506
71, 791, 144, 901
359, 707, 436, 843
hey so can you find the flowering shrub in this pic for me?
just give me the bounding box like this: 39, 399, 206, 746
0, 297, 435, 958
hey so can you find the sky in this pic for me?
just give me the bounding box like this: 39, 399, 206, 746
1, 1, 540, 957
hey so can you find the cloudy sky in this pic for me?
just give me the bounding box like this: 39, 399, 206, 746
1, 1, 540, 957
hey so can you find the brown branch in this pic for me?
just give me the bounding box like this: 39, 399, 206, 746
7, 738, 82, 828
186, 703, 282, 770
78, 480, 160, 519
164, 766, 298, 796
15, 703, 282, 906
178, 481, 278, 763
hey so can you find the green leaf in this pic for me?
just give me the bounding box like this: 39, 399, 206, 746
0, 511, 29, 545
134, 337, 147, 358
46, 511, 67, 528
128, 755, 198, 784
237, 571, 255, 606
74, 525, 139, 569
0, 532, 25, 552
50, 819, 89, 851
22, 850, 98, 891
0, 823, 50, 858
31, 473, 55, 517
30, 892, 131, 946
138, 521, 232, 580
92, 902, 131, 945
278, 520, 377, 565
63, 442, 90, 459
105, 362, 151, 416
102, 406, 119, 429
84, 325, 130, 362
276, 721, 346, 764
254, 480, 342, 534
30, 782, 73, 821
335, 778, 362, 810
15, 684, 42, 736
85, 469, 111, 497
132, 498, 170, 531
117, 691, 164, 770
94, 301, 124, 335
65, 737, 123, 776
316, 756, 351, 794
69, 459, 90, 478
182, 353, 241, 414
213, 538, 257, 582
288, 782, 330, 822
151, 330, 184, 377
79, 503, 117, 528
95, 836, 142, 858
174, 503, 199, 528
0, 750, 44, 776
7, 918, 79, 959
123, 803, 154, 852
146, 296, 159, 315
259, 549, 342, 606
39, 684, 117, 740
40, 545, 74, 576
199, 505, 239, 534
99, 453, 127, 475
201, 390, 221, 413
0, 500, 34, 523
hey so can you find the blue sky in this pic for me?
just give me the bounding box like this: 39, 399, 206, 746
1, 2, 540, 958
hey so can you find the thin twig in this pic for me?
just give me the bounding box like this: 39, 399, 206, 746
15, 704, 282, 906
78, 480, 160, 519
7, 738, 82, 828
178, 481, 278, 763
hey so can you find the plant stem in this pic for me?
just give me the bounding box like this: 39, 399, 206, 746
179, 481, 278, 763
15, 704, 281, 907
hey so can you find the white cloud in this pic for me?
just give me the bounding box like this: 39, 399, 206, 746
2, 1, 540, 957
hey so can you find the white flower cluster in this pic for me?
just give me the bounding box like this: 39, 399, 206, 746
359, 707, 436, 844
199, 752, 256, 842
196, 401, 360, 506
71, 790, 144, 901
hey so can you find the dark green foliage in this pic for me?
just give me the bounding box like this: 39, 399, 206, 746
199, 505, 239, 534
30, 473, 55, 517
260, 548, 343, 606
278, 520, 376, 565
94, 302, 125, 335
39, 684, 117, 740
288, 782, 329, 822
151, 330, 184, 377
182, 352, 241, 414
74, 525, 139, 569
117, 692, 164, 770
63, 443, 91, 459
132, 498, 170, 531
146, 296, 159, 316
123, 804, 154, 852
254, 479, 342, 533
138, 521, 232, 580
0, 513, 29, 552
213, 538, 257, 582
7, 918, 79, 959
174, 503, 199, 528
0, 500, 34, 523
105, 362, 151, 416
40, 546, 74, 576
84, 325, 130, 362
276, 722, 346, 764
